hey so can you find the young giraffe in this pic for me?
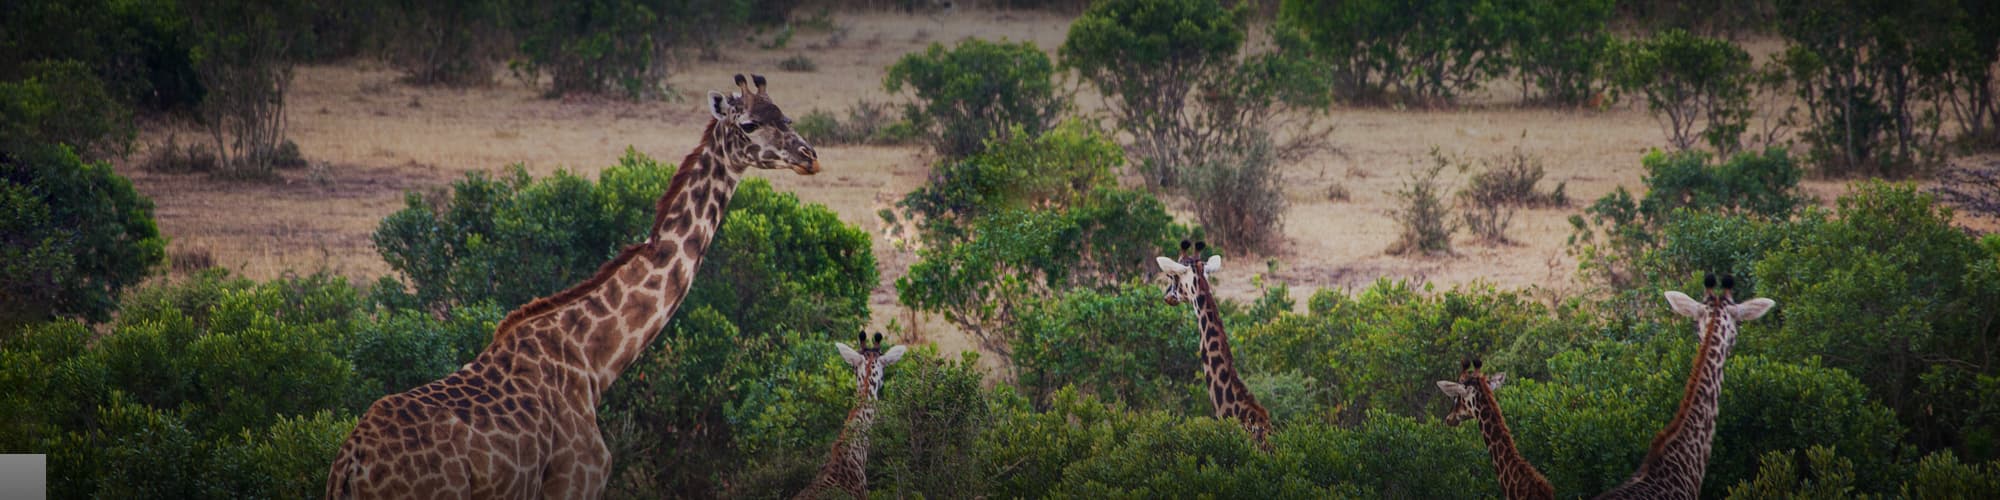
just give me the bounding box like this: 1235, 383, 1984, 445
325, 74, 820, 499
1436, 359, 1555, 500
1156, 240, 1275, 452
1597, 275, 1776, 499
796, 332, 908, 499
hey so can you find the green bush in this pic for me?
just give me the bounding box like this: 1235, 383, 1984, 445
1494, 0, 1619, 106
896, 188, 1183, 356
512, 0, 696, 98
884, 38, 1065, 159
873, 349, 991, 497
1280, 0, 1506, 105
1008, 284, 1199, 411
0, 0, 204, 112
1183, 133, 1289, 252
1773, 0, 1961, 176
1613, 29, 1757, 153
0, 60, 134, 161
1567, 148, 1803, 291
1754, 182, 2000, 457
898, 121, 1123, 245
1387, 152, 1459, 256
1060, 0, 1248, 185
348, 303, 502, 396
0, 145, 164, 327
381, 0, 510, 86
180, 0, 313, 177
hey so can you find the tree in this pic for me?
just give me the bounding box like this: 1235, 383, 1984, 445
0, 147, 163, 327
1613, 29, 1756, 153
884, 39, 1066, 159
1061, 0, 1247, 186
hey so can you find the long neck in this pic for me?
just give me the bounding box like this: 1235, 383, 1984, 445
1190, 274, 1259, 417
1474, 385, 1553, 498
1637, 318, 1737, 490
811, 385, 878, 496
489, 120, 747, 407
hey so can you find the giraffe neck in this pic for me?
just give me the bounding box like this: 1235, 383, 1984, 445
1473, 384, 1554, 499
484, 120, 748, 408
1621, 317, 1736, 496
807, 386, 878, 497
1190, 274, 1261, 419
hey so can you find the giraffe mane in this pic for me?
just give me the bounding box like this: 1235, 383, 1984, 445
490, 119, 720, 343
1640, 314, 1723, 468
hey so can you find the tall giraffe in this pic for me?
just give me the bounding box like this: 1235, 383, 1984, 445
1436, 359, 1555, 500
1156, 240, 1275, 451
326, 74, 820, 499
796, 332, 908, 499
1597, 275, 1776, 499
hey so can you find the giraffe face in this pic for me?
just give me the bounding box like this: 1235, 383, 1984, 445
1155, 255, 1222, 306
1436, 371, 1505, 426
708, 74, 820, 175
837, 342, 908, 400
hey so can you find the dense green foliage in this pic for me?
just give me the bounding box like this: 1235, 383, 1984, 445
1771, 0, 1970, 176
1569, 148, 1804, 291
884, 39, 1065, 159
1279, 0, 1507, 105
0, 147, 163, 327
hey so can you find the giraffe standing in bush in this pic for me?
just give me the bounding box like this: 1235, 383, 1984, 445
796, 332, 907, 499
1436, 359, 1554, 500
325, 74, 820, 499
1597, 275, 1776, 499
1156, 240, 1275, 452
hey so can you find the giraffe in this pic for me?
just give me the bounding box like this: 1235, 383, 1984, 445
1156, 239, 1275, 452
796, 332, 908, 499
1436, 359, 1555, 500
1597, 274, 1776, 499
325, 74, 820, 499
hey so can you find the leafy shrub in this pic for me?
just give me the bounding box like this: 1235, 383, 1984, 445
1567, 148, 1803, 290
897, 187, 1182, 358
1494, 0, 1619, 106
1754, 182, 2000, 457
898, 121, 1126, 244
511, 0, 735, 98
1772, 0, 1960, 176
1458, 150, 1567, 244
1008, 284, 1199, 411
0, 60, 133, 161
381, 0, 510, 86
1062, 0, 1247, 182
1280, 0, 1506, 105
1612, 29, 1756, 153
347, 303, 502, 396
0, 0, 204, 112
884, 38, 1064, 158
1388, 151, 1459, 256
0, 146, 164, 326
873, 349, 991, 497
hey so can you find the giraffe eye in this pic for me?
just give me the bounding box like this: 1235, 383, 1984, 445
739, 122, 759, 133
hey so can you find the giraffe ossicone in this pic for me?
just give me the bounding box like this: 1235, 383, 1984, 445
326, 73, 819, 499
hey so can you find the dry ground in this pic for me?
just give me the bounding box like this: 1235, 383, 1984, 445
116, 9, 1996, 363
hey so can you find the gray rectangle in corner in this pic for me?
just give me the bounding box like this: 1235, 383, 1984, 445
0, 455, 45, 500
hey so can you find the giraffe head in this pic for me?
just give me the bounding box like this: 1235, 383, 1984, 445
707, 73, 820, 175
1663, 273, 1777, 345
1156, 239, 1221, 306
835, 332, 908, 400
1436, 358, 1506, 426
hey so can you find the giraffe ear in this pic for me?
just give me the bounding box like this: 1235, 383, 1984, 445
708, 90, 738, 120
1435, 381, 1466, 397
1730, 298, 1777, 322
880, 345, 909, 365
1203, 255, 1222, 274
1487, 373, 1507, 391
1156, 256, 1189, 274
1664, 291, 1706, 319
836, 342, 863, 367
